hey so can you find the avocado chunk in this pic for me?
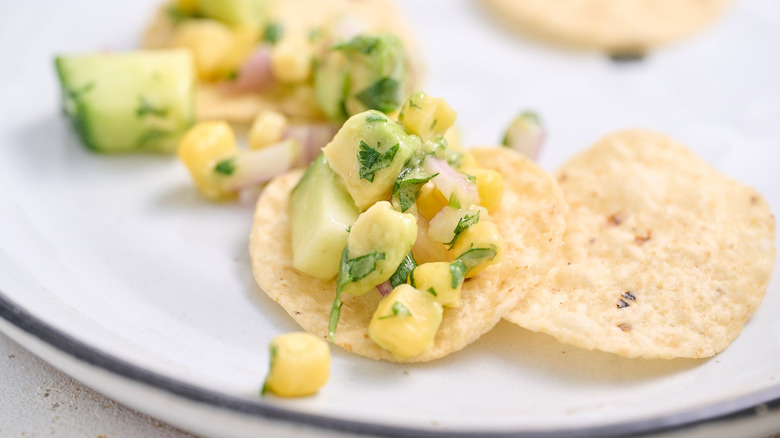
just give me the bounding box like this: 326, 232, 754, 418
290, 154, 359, 280
196, 0, 270, 28
55, 49, 195, 153
322, 110, 419, 210
340, 201, 418, 297
314, 33, 410, 123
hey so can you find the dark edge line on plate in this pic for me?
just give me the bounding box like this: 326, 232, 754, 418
1, 289, 779, 438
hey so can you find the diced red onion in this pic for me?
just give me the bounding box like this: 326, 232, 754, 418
504, 113, 545, 160
222, 138, 300, 192
283, 124, 338, 167
222, 46, 274, 94
376, 280, 393, 297
422, 156, 480, 208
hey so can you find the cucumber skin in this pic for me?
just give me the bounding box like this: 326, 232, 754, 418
55, 57, 99, 151
54, 50, 196, 154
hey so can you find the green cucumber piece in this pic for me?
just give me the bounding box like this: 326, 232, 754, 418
290, 154, 359, 280
55, 49, 195, 153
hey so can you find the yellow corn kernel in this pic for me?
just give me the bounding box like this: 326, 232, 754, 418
450, 221, 504, 278
177, 121, 237, 200
462, 167, 504, 213
411, 262, 462, 308
271, 35, 313, 84
263, 332, 330, 397
248, 110, 287, 150
416, 181, 448, 221
172, 19, 236, 80
399, 92, 457, 140
368, 284, 443, 360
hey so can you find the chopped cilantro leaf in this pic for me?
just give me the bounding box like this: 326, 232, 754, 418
390, 252, 417, 288
358, 140, 399, 182
446, 211, 480, 248
449, 260, 467, 289
214, 158, 236, 176
356, 77, 401, 113
448, 193, 461, 209
332, 35, 380, 54
264, 22, 284, 44
378, 301, 412, 320
392, 167, 438, 212
407, 95, 422, 109
456, 247, 498, 274
366, 113, 388, 123
329, 248, 386, 340
349, 251, 386, 281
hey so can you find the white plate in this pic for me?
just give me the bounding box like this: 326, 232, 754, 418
1, 0, 780, 437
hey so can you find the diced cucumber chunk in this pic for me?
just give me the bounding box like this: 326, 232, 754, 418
55, 49, 195, 153
290, 154, 359, 280
315, 33, 409, 123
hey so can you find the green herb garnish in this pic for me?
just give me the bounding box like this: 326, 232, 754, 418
356, 77, 401, 113
366, 113, 388, 123
390, 252, 417, 288
332, 35, 381, 54
329, 248, 386, 340
446, 211, 480, 248
264, 22, 284, 44
456, 246, 498, 274
449, 260, 467, 289
392, 167, 438, 212
448, 193, 461, 209
214, 158, 236, 176
358, 140, 399, 182
378, 301, 412, 320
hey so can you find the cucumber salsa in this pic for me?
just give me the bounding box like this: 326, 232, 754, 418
290, 92, 506, 360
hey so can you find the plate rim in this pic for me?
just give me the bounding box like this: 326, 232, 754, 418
1, 289, 779, 438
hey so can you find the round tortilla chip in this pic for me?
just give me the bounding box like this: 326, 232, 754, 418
505, 130, 776, 359
249, 146, 567, 362
480, 0, 731, 53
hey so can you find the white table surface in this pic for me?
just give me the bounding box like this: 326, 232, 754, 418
3, 325, 780, 438
0, 330, 197, 438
